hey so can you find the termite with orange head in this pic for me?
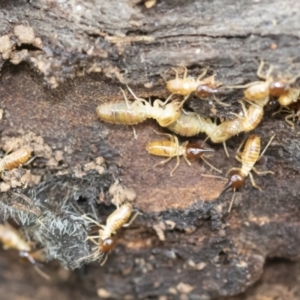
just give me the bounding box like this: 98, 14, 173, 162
166, 66, 225, 104
221, 134, 275, 212
146, 131, 221, 177
228, 60, 300, 102
81, 203, 141, 265
0, 223, 50, 280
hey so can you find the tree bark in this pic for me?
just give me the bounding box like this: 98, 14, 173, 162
0, 1, 300, 299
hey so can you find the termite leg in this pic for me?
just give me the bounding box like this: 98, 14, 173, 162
226, 81, 262, 89
170, 154, 180, 177
153, 130, 176, 143
201, 173, 227, 181
154, 94, 174, 106
182, 155, 192, 167
252, 167, 274, 175
123, 211, 142, 228
201, 156, 222, 173
227, 188, 236, 213
237, 100, 248, 116
212, 95, 230, 107
132, 126, 138, 139
223, 142, 230, 158
287, 72, 300, 84
33, 265, 51, 281
196, 67, 209, 81
100, 254, 108, 266
171, 68, 180, 79
120, 88, 132, 109
86, 236, 100, 245
82, 214, 105, 229
285, 114, 295, 128
248, 172, 262, 190
179, 94, 191, 107
256, 60, 273, 80
258, 135, 275, 160
125, 85, 148, 105
235, 136, 248, 159
182, 66, 188, 79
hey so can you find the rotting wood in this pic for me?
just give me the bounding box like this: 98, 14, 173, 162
0, 1, 300, 300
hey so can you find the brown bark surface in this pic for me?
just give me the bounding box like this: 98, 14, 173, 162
0, 1, 300, 299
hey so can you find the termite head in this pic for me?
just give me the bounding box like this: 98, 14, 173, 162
269, 81, 289, 97
185, 143, 214, 159
222, 170, 245, 193
156, 102, 181, 127
195, 84, 219, 98
100, 237, 117, 253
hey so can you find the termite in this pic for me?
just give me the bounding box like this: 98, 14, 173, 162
96, 86, 184, 137
222, 134, 275, 212
146, 131, 221, 176
82, 203, 140, 265
277, 100, 300, 128
277, 88, 300, 107
167, 109, 218, 137
0, 223, 50, 280
0, 148, 31, 172
166, 66, 223, 100
228, 60, 300, 102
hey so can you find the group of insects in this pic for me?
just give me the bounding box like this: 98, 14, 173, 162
96, 60, 300, 213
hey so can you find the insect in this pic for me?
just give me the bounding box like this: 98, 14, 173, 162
228, 60, 300, 102
167, 109, 218, 137
0, 223, 50, 280
222, 134, 275, 212
0, 148, 31, 172
82, 203, 140, 265
146, 131, 220, 176
276, 100, 300, 128
166, 66, 223, 100
96, 86, 184, 137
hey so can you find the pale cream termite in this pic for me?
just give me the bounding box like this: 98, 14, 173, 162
0, 148, 31, 172
222, 134, 275, 212
166, 66, 210, 96
146, 132, 220, 176
96, 86, 185, 137
166, 66, 225, 105
228, 60, 300, 102
167, 109, 218, 137
82, 203, 140, 265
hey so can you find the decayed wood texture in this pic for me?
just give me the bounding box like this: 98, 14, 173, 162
0, 1, 300, 299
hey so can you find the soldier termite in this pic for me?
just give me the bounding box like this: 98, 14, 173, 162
81, 203, 140, 265
0, 148, 31, 173
146, 131, 221, 176
222, 134, 275, 212
228, 60, 300, 102
0, 223, 50, 280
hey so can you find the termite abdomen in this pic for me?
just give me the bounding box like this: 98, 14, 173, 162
96, 103, 148, 125
0, 148, 31, 172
